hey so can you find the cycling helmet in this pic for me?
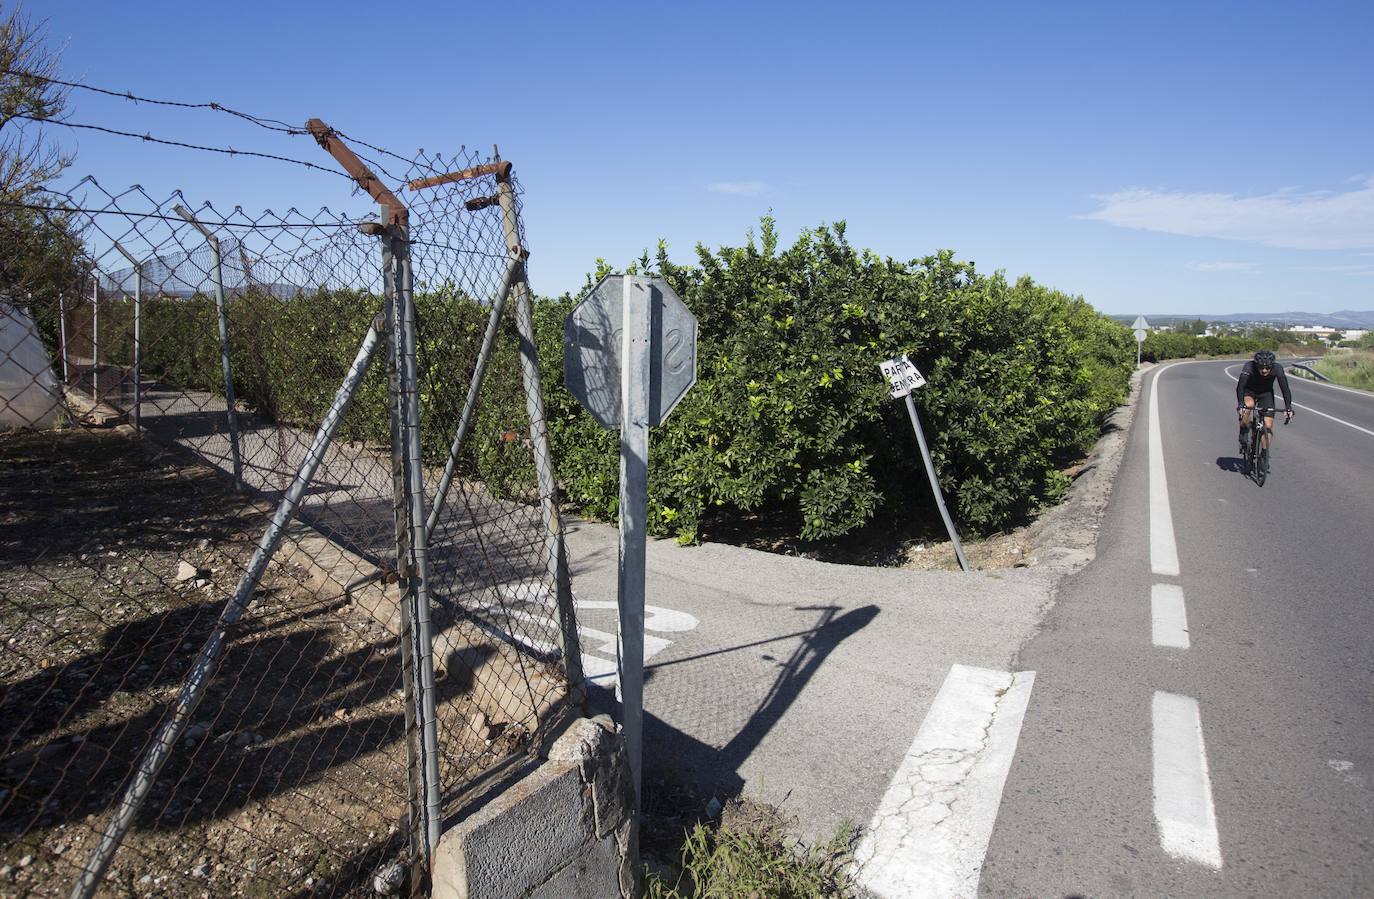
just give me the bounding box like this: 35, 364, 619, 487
1254, 350, 1276, 368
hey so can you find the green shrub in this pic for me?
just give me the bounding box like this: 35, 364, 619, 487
76, 218, 1135, 546
536, 219, 1134, 541
1140, 330, 1280, 361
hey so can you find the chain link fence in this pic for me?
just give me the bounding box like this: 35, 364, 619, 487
1, 129, 582, 897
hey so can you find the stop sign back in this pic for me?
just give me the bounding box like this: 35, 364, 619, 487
563, 275, 697, 428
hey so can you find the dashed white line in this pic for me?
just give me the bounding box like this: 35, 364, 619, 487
1149, 364, 1181, 576
855, 664, 1035, 899
1152, 691, 1223, 869
1151, 583, 1191, 648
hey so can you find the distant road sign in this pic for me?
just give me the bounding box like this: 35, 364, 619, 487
1131, 315, 1149, 330
563, 275, 697, 429
1134, 328, 1148, 343
879, 354, 926, 398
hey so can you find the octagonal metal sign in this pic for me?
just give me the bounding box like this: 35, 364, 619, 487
564, 274, 697, 429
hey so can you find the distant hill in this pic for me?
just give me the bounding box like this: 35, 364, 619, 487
1113, 311, 1374, 329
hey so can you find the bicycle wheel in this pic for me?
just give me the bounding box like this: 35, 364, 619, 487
1257, 446, 1268, 487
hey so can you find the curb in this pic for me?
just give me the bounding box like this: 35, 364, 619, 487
1020, 365, 1149, 573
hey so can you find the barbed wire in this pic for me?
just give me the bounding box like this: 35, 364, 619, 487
10, 113, 354, 180
0, 198, 364, 230
4, 68, 417, 185
0, 68, 303, 133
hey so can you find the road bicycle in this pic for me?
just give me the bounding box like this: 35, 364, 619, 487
1239, 406, 1291, 487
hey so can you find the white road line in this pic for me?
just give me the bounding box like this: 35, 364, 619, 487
1291, 402, 1374, 438
1151, 583, 1191, 649
1149, 365, 1181, 576
855, 664, 1035, 899
1225, 365, 1374, 438
1152, 692, 1223, 869
1284, 366, 1374, 400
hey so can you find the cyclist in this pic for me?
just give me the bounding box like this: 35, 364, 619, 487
1236, 349, 1294, 452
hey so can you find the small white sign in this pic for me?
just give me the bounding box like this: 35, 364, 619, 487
1131, 315, 1150, 330
1134, 328, 1148, 343
879, 354, 927, 398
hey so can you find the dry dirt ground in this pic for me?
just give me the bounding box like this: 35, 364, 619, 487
0, 428, 517, 899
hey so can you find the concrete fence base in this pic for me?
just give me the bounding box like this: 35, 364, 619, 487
433, 715, 640, 899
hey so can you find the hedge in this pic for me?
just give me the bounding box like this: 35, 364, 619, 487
75, 218, 1134, 544
1140, 331, 1279, 362
534, 220, 1133, 541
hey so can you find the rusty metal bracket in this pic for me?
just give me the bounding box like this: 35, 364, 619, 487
463, 194, 500, 212
306, 119, 407, 227
406, 160, 512, 192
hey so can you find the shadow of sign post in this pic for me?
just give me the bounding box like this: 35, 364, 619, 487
563, 274, 697, 811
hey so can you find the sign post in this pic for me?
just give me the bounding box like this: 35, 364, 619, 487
1132, 315, 1149, 367
564, 274, 697, 807
879, 354, 970, 572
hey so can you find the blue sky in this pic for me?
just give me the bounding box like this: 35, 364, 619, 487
29, 0, 1374, 315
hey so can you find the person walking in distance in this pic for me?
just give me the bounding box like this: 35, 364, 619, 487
1236, 349, 1294, 452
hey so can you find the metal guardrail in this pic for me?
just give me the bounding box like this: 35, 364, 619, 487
1287, 362, 1331, 382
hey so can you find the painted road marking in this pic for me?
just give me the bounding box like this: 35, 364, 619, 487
1151, 583, 1191, 648
1153, 691, 1223, 869
478, 585, 698, 688
1291, 402, 1374, 438
855, 664, 1035, 899
1150, 365, 1181, 576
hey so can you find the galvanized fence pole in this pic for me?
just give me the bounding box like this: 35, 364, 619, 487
58, 292, 68, 384
91, 275, 99, 403
375, 228, 427, 886
173, 205, 242, 486
111, 240, 143, 430
133, 267, 142, 429
392, 227, 443, 861
617, 274, 651, 803
904, 394, 970, 571
69, 313, 387, 899
495, 166, 586, 692
424, 255, 521, 538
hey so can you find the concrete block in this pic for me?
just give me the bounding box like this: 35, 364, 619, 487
433, 761, 592, 899
528, 832, 622, 899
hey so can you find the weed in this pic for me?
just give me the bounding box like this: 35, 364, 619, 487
645, 799, 858, 898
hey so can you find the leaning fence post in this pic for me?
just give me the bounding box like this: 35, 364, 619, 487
69, 312, 386, 899
423, 255, 521, 539
173, 204, 242, 486
112, 240, 143, 431
494, 161, 586, 693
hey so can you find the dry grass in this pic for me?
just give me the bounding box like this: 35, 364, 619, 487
1315, 350, 1374, 391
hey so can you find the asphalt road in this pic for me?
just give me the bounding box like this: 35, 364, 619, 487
981, 360, 1374, 896
565, 523, 1055, 847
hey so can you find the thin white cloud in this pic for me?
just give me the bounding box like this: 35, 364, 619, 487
1084, 177, 1374, 249
1185, 261, 1255, 272
708, 181, 769, 196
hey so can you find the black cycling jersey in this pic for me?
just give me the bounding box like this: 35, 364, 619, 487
1236, 360, 1292, 408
